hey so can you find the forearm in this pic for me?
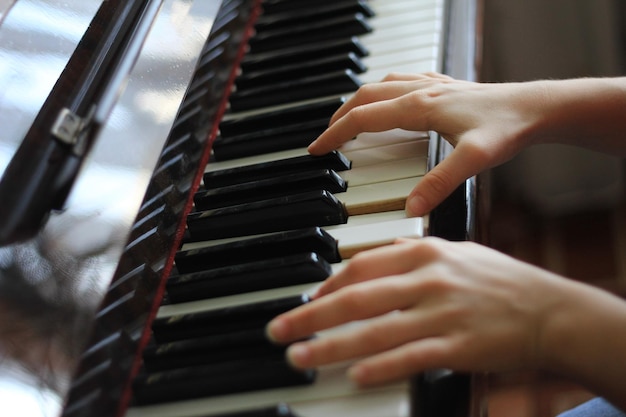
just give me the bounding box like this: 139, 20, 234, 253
525, 77, 626, 156
540, 279, 626, 410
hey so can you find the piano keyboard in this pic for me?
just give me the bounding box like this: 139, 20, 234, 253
127, 0, 447, 416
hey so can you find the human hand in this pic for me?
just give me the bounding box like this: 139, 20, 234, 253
266, 237, 577, 387
307, 73, 543, 216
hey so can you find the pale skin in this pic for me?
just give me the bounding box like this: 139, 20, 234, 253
266, 73, 626, 410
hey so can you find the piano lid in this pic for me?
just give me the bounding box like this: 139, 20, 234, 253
0, 1, 221, 416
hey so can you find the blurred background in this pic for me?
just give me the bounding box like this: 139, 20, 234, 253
479, 0, 626, 415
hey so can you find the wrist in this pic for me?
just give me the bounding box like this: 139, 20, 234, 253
539, 279, 626, 394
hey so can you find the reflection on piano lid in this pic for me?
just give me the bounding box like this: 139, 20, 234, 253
0, 0, 166, 246
0, 1, 224, 417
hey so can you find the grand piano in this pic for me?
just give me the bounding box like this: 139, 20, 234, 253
0, 1, 486, 416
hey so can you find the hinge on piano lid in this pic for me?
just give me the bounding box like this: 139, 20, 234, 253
51, 106, 97, 155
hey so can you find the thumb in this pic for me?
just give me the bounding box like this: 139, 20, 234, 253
405, 144, 486, 216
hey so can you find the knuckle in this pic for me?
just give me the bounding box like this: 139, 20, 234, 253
338, 286, 371, 311
343, 105, 369, 133
314, 337, 342, 360
459, 140, 492, 167
353, 83, 378, 102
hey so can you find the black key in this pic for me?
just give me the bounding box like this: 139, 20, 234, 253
240, 37, 369, 73
185, 190, 348, 241
174, 227, 341, 274
194, 169, 347, 210
167, 252, 332, 302
219, 96, 343, 136
235, 52, 366, 90
229, 69, 362, 112
143, 328, 286, 372
262, 0, 341, 14
132, 356, 316, 405
214, 96, 344, 161
255, 1, 375, 32
198, 404, 300, 417
248, 13, 372, 53
203, 150, 351, 189
152, 294, 309, 342
213, 118, 331, 160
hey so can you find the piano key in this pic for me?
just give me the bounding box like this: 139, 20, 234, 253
203, 150, 351, 188
341, 155, 426, 186
260, 0, 354, 14
175, 227, 341, 273
205, 139, 426, 184
205, 130, 429, 174
221, 0, 442, 122
228, 69, 362, 112
194, 169, 347, 210
161, 281, 325, 319
179, 213, 422, 261
196, 159, 425, 226
137, 281, 411, 416
239, 37, 370, 74
198, 147, 425, 212
234, 52, 367, 91
166, 252, 332, 303
254, 1, 375, 32
215, 116, 330, 160
196, 404, 301, 417
186, 190, 349, 241
215, 97, 343, 160
152, 294, 310, 343
127, 370, 409, 417
142, 328, 287, 372
193, 165, 427, 241
340, 176, 422, 216
219, 96, 344, 138
132, 356, 316, 405
249, 3, 439, 75
248, 13, 372, 53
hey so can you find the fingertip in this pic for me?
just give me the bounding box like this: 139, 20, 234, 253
405, 194, 429, 218
266, 317, 289, 343
286, 343, 313, 369
307, 142, 322, 155
347, 364, 370, 387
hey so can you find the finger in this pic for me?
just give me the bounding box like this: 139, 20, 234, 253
267, 274, 423, 344
308, 94, 426, 155
347, 337, 456, 386
327, 80, 426, 125
314, 238, 434, 298
329, 76, 442, 125
285, 305, 448, 369
381, 72, 452, 82
405, 140, 489, 216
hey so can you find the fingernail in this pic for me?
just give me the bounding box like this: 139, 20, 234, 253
266, 318, 287, 343
406, 194, 426, 217
287, 343, 312, 368
347, 364, 367, 385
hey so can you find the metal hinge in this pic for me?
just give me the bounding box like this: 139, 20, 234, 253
51, 106, 95, 154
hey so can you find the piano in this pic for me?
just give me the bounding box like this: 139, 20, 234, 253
0, 0, 486, 416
